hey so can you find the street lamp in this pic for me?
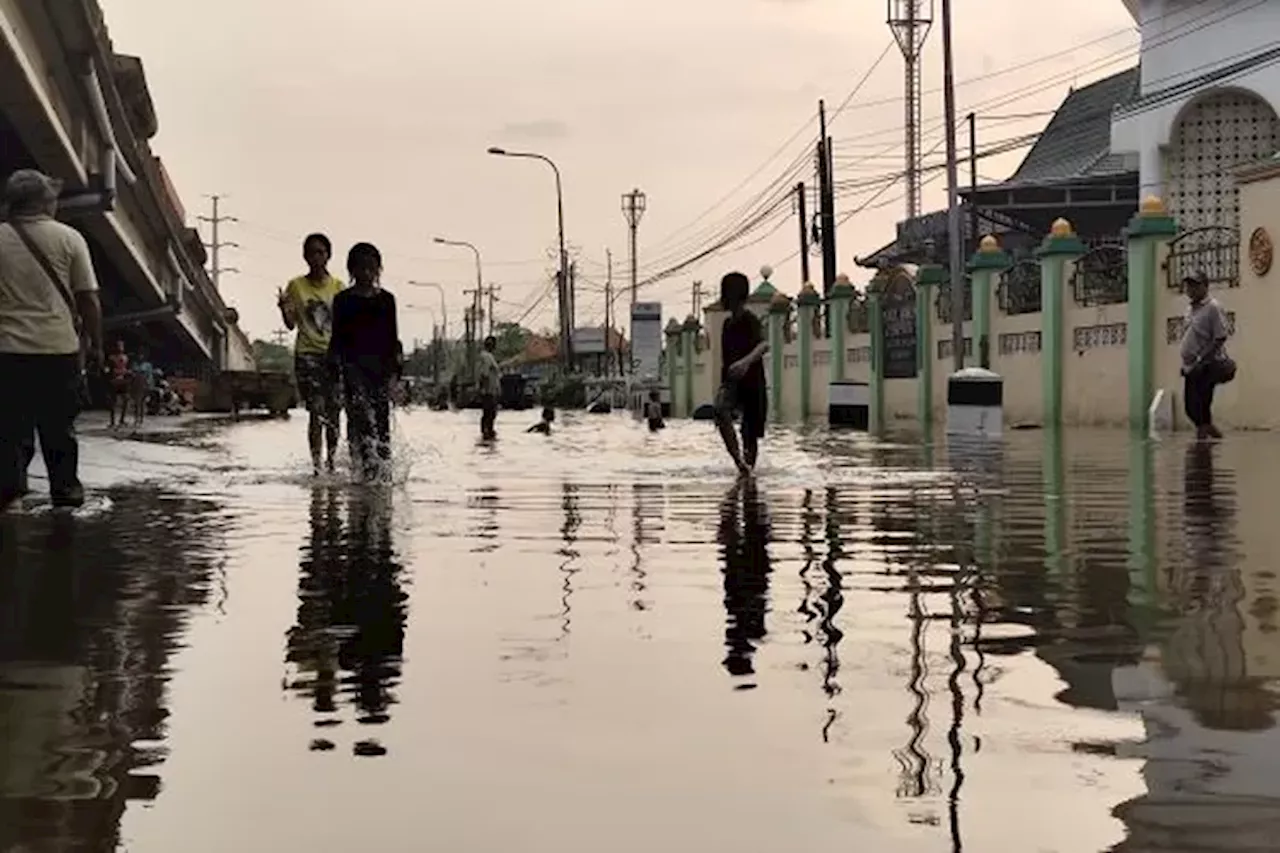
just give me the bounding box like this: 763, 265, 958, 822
487, 145, 572, 368
431, 237, 486, 379
405, 280, 448, 341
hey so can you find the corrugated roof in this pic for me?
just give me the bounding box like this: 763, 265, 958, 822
1009, 67, 1139, 184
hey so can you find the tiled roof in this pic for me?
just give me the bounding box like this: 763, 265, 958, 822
1008, 67, 1139, 185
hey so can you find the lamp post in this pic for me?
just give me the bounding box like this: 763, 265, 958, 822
432, 237, 485, 379
404, 303, 440, 384
406, 280, 450, 380
487, 146, 573, 369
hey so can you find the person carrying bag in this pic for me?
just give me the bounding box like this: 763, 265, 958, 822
0, 169, 104, 509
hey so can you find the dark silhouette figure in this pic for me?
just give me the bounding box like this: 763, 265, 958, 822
717, 479, 772, 680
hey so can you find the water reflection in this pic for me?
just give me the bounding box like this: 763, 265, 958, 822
0, 489, 222, 851
717, 479, 772, 682
286, 487, 406, 756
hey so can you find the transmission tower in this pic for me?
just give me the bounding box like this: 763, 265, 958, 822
887, 0, 934, 220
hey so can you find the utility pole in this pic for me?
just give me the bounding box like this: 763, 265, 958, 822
463, 287, 481, 381
621, 189, 647, 306
968, 112, 979, 251
817, 100, 837, 296
604, 249, 613, 377
271, 328, 288, 348
485, 284, 501, 337
941, 0, 965, 372
198, 194, 239, 288
691, 281, 704, 321
795, 182, 811, 284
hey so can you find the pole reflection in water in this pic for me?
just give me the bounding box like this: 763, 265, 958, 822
285, 486, 407, 757
559, 483, 581, 641
717, 479, 772, 683
819, 487, 846, 700
630, 483, 664, 614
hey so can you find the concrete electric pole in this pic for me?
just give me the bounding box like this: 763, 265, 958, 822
621, 188, 647, 306
198, 194, 239, 289
484, 284, 501, 337
941, 0, 965, 372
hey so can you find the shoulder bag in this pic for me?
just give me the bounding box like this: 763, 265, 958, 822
8, 221, 92, 401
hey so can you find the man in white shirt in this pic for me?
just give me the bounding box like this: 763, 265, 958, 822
0, 169, 103, 509
476, 335, 501, 440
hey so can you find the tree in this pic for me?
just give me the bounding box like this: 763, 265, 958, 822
252, 339, 292, 372
492, 322, 531, 363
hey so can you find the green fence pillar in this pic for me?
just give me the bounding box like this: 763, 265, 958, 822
868, 274, 887, 433
1125, 197, 1178, 431
916, 265, 945, 425
767, 293, 789, 419
681, 315, 699, 417
665, 318, 682, 415
967, 235, 1011, 368
796, 283, 820, 419
828, 274, 854, 385
1037, 219, 1086, 427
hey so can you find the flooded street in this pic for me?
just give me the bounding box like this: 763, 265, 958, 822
2, 411, 1278, 852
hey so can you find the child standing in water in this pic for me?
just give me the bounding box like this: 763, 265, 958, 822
645, 389, 665, 431
328, 243, 402, 482
714, 271, 769, 474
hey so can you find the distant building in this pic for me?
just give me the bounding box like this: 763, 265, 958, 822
503, 328, 630, 380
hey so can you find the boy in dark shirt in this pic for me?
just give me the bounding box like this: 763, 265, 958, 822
715, 271, 769, 474
329, 242, 402, 482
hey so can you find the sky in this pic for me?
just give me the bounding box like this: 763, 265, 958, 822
99, 0, 1136, 348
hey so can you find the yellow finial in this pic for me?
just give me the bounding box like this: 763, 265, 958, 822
1050, 218, 1074, 238
1140, 195, 1166, 216
979, 234, 999, 253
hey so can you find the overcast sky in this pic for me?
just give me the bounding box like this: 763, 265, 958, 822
101, 0, 1135, 346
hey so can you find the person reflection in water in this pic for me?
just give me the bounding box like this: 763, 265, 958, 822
1170, 441, 1274, 731
286, 487, 407, 757
717, 478, 772, 680
328, 242, 403, 483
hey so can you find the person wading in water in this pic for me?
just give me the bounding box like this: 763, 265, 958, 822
279, 233, 344, 474
714, 271, 769, 475
0, 169, 104, 509
329, 242, 402, 483
1179, 269, 1234, 440
477, 335, 501, 440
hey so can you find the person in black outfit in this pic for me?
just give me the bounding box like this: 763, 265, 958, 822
715, 271, 770, 474
328, 243, 403, 482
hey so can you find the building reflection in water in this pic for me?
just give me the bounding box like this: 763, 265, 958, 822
285, 487, 407, 757
0, 490, 224, 851
717, 479, 772, 683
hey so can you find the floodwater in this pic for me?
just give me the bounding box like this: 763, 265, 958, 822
2, 410, 1278, 853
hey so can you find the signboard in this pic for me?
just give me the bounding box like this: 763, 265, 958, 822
631, 301, 663, 380
881, 281, 918, 379
572, 327, 607, 355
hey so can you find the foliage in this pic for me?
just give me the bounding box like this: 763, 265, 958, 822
492, 322, 531, 363
252, 339, 292, 372
538, 373, 585, 409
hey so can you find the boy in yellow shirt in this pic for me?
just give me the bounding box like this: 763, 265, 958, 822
278, 233, 344, 473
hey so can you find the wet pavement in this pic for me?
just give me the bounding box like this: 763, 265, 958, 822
1, 409, 1278, 852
